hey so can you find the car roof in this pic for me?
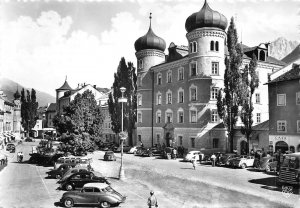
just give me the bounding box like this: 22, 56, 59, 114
188, 151, 200, 153
83, 183, 109, 189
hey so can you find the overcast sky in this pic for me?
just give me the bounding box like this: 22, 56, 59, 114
0, 0, 299, 96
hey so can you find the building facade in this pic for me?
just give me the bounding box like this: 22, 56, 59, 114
267, 63, 300, 153
135, 1, 285, 153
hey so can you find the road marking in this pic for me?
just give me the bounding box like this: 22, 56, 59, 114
35, 165, 51, 198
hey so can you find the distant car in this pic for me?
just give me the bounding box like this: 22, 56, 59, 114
47, 164, 75, 179
220, 153, 239, 166
128, 146, 138, 154
135, 147, 147, 156
58, 172, 110, 191
115, 145, 132, 153
104, 151, 116, 161
58, 167, 95, 183
184, 151, 204, 162
60, 183, 126, 208
257, 156, 278, 172
25, 137, 33, 142
141, 148, 154, 157
232, 155, 255, 169
6, 143, 15, 153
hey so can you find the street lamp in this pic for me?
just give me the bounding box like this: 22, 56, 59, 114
118, 87, 127, 180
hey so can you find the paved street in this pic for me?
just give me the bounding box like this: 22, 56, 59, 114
0, 141, 299, 208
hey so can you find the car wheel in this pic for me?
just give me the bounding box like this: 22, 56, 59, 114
65, 184, 73, 191
266, 165, 271, 173
64, 197, 74, 208
56, 174, 61, 179
241, 163, 247, 169
100, 201, 111, 208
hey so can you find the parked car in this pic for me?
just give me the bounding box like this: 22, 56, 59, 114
115, 145, 132, 153
231, 155, 255, 169
257, 156, 278, 172
59, 166, 95, 183
60, 183, 126, 208
58, 172, 110, 191
104, 151, 116, 161
219, 153, 238, 166
54, 156, 92, 169
128, 146, 138, 154
141, 148, 154, 157
47, 164, 76, 179
135, 147, 147, 156
24, 137, 33, 142
162, 147, 174, 159
278, 153, 300, 186
6, 143, 15, 153
183, 151, 204, 162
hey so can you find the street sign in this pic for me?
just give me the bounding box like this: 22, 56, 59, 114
119, 131, 128, 140
118, 98, 127, 103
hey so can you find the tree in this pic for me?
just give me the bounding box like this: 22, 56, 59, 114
108, 57, 137, 146
53, 90, 104, 155
20, 88, 39, 136
217, 17, 243, 152
240, 55, 259, 153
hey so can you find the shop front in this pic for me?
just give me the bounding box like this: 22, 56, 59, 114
269, 135, 300, 153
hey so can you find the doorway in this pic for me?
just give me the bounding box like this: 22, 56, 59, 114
275, 141, 288, 153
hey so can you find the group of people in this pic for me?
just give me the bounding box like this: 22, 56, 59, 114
17, 152, 23, 162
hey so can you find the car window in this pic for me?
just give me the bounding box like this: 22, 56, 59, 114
83, 187, 93, 192
71, 174, 81, 180
94, 188, 100, 192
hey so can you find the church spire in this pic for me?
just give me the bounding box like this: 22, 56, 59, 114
149, 12, 152, 28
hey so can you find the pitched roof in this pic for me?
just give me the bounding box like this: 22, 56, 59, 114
56, 80, 73, 91
47, 103, 57, 112
268, 63, 300, 84
252, 120, 269, 131
281, 44, 300, 65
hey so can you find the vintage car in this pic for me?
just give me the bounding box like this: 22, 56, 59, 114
47, 164, 76, 179
128, 146, 138, 154
60, 183, 126, 208
58, 167, 96, 183
257, 156, 278, 172
231, 155, 255, 169
54, 156, 92, 169
58, 172, 110, 191
115, 145, 132, 153
183, 151, 204, 162
135, 147, 147, 156
278, 153, 300, 186
219, 153, 239, 166
6, 143, 15, 153
104, 151, 116, 161
141, 148, 155, 157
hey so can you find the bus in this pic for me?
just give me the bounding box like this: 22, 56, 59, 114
278, 152, 300, 186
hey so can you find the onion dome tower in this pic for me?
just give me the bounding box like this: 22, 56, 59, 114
134, 13, 166, 73
55, 76, 73, 111
184, 0, 227, 77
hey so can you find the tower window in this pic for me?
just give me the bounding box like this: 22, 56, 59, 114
189, 42, 193, 53
178, 68, 184, 81
193, 42, 197, 53
167, 71, 172, 83
212, 62, 219, 75
210, 41, 214, 51
211, 88, 218, 100
211, 110, 218, 123
157, 73, 162, 85
138, 59, 143, 69
259, 50, 266, 61
190, 87, 197, 101
215, 41, 219, 52
190, 62, 197, 76
190, 110, 197, 123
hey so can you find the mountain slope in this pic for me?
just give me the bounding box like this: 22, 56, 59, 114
0, 77, 55, 107
269, 37, 299, 60
281, 44, 300, 65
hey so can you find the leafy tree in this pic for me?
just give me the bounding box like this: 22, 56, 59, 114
20, 88, 39, 136
108, 57, 137, 146
53, 90, 104, 154
217, 17, 243, 152
240, 55, 259, 153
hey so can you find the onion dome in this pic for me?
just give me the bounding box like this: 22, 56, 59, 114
134, 13, 166, 52
56, 77, 73, 91
185, 0, 228, 33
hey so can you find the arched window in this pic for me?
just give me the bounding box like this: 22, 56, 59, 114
215, 41, 219, 51
157, 73, 162, 85
189, 106, 197, 123
156, 110, 162, 123
193, 42, 197, 53
177, 108, 184, 123
190, 62, 197, 76
167, 70, 172, 83
189, 84, 197, 101
166, 89, 172, 104
210, 41, 214, 51
137, 94, 142, 106
189, 42, 193, 53
156, 92, 162, 105
165, 109, 173, 123
259, 50, 266, 61
178, 88, 184, 103
137, 111, 142, 123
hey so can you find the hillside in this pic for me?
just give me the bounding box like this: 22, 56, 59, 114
281, 44, 300, 65
269, 37, 299, 60
0, 77, 55, 107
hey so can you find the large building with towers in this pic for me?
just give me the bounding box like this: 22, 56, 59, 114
135, 0, 285, 153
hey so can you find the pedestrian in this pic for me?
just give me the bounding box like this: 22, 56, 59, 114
211, 153, 216, 167
250, 149, 255, 156
147, 191, 158, 208
162, 143, 166, 150
16, 152, 20, 162
19, 152, 23, 162
192, 157, 196, 170
141, 141, 144, 148
261, 148, 266, 158
172, 148, 177, 160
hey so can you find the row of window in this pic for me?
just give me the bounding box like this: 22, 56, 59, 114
156, 62, 219, 86
276, 120, 300, 133
137, 87, 219, 106
189, 41, 219, 53
137, 109, 219, 124
277, 93, 300, 106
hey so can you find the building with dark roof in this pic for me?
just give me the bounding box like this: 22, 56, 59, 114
267, 63, 300, 153
135, 0, 285, 154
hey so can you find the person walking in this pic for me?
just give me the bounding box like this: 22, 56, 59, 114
147, 191, 158, 208
211, 153, 216, 167
192, 157, 196, 170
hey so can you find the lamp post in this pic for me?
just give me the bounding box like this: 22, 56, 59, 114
118, 87, 127, 180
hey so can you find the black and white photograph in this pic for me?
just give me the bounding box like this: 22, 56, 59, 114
0, 0, 299, 207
